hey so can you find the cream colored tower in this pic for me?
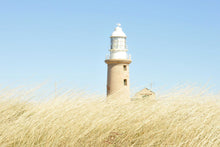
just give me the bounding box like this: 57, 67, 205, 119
105, 24, 132, 99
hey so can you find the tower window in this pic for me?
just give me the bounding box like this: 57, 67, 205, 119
123, 65, 127, 71
124, 79, 127, 86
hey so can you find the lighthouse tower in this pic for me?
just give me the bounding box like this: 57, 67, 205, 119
105, 24, 132, 99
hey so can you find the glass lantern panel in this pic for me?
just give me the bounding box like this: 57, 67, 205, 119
111, 37, 126, 49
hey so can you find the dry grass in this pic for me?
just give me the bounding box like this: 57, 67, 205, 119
0, 87, 219, 146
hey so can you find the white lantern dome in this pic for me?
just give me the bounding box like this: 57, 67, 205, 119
111, 24, 127, 38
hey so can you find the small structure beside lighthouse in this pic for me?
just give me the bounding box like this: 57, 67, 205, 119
105, 24, 132, 99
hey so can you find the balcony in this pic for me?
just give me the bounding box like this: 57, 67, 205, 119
105, 54, 131, 60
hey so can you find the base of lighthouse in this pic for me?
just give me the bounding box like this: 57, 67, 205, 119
105, 59, 132, 100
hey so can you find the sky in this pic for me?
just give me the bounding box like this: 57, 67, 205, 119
0, 0, 220, 95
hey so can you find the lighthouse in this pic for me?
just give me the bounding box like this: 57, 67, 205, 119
105, 24, 132, 100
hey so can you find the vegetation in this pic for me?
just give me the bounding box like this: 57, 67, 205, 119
0, 87, 219, 146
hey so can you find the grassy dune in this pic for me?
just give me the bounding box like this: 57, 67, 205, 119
0, 87, 219, 146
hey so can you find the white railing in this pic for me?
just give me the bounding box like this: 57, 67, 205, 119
106, 54, 110, 59
105, 54, 131, 60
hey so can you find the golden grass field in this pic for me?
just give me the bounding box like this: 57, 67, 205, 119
0, 86, 219, 146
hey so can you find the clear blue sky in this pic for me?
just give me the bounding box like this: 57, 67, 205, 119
0, 0, 220, 94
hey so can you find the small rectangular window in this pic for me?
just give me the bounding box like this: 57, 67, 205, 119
124, 79, 127, 86
123, 65, 127, 71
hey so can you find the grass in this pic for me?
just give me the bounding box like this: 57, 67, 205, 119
0, 87, 219, 146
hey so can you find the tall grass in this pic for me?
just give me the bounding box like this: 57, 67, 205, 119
0, 87, 219, 146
